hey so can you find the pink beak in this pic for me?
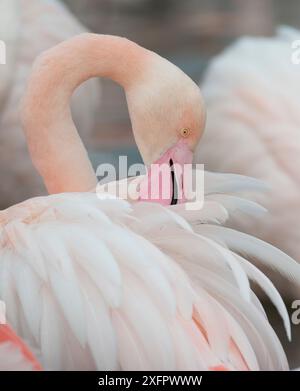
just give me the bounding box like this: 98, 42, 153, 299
138, 139, 193, 205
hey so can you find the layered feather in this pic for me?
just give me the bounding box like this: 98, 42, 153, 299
0, 170, 297, 370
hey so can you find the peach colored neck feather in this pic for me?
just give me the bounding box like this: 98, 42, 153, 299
21, 35, 150, 194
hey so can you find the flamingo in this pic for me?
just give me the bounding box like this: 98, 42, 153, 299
0, 304, 41, 370
0, 33, 299, 371
0, 0, 100, 207
195, 27, 300, 298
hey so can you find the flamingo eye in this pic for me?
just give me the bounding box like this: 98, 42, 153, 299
180, 128, 191, 138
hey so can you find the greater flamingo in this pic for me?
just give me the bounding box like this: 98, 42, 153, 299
0, 34, 299, 370
0, 0, 100, 207
195, 26, 300, 299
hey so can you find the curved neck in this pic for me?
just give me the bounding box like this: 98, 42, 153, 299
21, 34, 147, 194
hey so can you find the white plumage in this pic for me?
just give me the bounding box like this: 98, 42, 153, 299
0, 173, 297, 370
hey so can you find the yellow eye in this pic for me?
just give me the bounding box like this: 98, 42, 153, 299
180, 128, 191, 138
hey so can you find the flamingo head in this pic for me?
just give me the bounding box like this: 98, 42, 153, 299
20, 33, 205, 200
125, 47, 206, 205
